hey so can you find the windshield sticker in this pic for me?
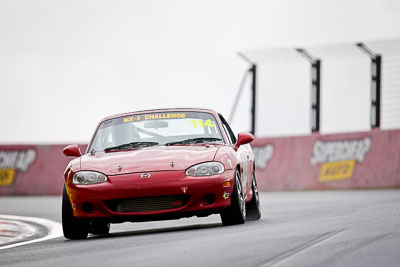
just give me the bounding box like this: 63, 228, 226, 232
123, 115, 141, 123
190, 119, 214, 128
144, 113, 186, 120
124, 113, 186, 123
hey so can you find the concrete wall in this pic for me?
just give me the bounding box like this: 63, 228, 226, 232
0, 144, 86, 195
252, 129, 400, 191
0, 128, 399, 195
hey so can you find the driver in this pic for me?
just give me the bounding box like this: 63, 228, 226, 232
111, 123, 140, 146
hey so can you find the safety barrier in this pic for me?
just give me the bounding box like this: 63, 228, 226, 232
1, 129, 399, 195
252, 129, 400, 191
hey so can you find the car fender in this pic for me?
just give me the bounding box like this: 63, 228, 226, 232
214, 146, 249, 196
213, 146, 240, 171
214, 145, 254, 201
63, 157, 81, 183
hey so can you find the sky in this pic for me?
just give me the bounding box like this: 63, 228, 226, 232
1, 0, 400, 143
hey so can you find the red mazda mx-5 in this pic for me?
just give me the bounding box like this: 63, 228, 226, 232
62, 108, 261, 239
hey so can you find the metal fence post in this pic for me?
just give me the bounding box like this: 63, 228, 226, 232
356, 43, 381, 128
234, 53, 257, 135
250, 64, 257, 135
296, 48, 321, 132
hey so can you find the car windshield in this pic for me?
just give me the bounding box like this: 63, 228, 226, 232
88, 111, 224, 152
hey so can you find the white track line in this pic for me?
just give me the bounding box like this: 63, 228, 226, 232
0, 214, 63, 250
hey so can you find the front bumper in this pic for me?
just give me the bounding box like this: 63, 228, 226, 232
65, 169, 235, 222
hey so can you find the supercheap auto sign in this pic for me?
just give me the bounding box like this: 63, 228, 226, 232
251, 129, 400, 191
310, 137, 371, 182
0, 144, 86, 195
0, 149, 36, 186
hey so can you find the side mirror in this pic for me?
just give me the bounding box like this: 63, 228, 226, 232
63, 145, 82, 158
234, 132, 254, 151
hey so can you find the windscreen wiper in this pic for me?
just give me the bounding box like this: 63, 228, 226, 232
165, 137, 222, 146
104, 142, 159, 152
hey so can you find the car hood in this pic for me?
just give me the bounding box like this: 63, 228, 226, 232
80, 145, 221, 175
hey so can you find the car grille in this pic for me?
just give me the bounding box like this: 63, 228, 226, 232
105, 195, 190, 213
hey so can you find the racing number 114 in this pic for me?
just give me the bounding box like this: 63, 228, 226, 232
190, 119, 214, 128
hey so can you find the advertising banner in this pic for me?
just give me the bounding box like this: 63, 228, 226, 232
0, 144, 87, 195
1, 129, 399, 195
252, 129, 400, 191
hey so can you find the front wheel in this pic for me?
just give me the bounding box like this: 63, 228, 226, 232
246, 173, 261, 221
62, 186, 89, 239
220, 170, 246, 226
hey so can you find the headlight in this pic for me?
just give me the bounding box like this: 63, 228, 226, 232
186, 162, 224, 176
72, 171, 108, 185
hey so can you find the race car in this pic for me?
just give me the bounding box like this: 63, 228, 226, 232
62, 108, 261, 239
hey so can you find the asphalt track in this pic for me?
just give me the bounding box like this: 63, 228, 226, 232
0, 190, 399, 267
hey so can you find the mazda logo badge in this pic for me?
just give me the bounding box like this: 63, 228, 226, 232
140, 173, 151, 179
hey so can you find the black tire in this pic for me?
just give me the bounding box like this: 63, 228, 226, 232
246, 173, 261, 221
62, 185, 89, 239
220, 170, 246, 226
90, 221, 110, 235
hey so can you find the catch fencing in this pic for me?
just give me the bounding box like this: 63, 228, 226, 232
242, 38, 400, 190
237, 38, 400, 137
